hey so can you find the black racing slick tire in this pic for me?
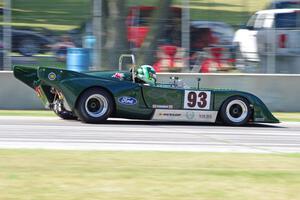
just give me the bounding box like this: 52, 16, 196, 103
75, 88, 114, 124
220, 96, 252, 126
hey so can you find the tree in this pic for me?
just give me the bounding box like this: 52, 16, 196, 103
137, 0, 173, 65
94, 0, 173, 69
94, 0, 130, 69
103, 0, 129, 68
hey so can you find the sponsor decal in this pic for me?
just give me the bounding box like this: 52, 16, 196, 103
152, 109, 218, 123
112, 72, 125, 80
255, 117, 265, 121
48, 72, 56, 81
152, 105, 174, 109
118, 96, 137, 105
199, 114, 213, 119
159, 113, 181, 117
186, 111, 195, 120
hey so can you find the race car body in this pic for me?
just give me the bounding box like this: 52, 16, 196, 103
13, 55, 279, 126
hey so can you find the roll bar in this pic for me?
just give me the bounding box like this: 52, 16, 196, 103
119, 54, 136, 83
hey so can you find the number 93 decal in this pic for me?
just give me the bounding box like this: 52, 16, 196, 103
184, 91, 211, 110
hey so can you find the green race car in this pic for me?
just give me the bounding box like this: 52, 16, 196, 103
13, 55, 279, 126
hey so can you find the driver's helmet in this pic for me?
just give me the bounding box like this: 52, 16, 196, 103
136, 65, 157, 85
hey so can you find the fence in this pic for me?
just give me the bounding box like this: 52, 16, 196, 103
1, 0, 300, 73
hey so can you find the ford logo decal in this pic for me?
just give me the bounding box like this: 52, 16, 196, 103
118, 96, 137, 105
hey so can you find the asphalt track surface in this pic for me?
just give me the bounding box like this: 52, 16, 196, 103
0, 116, 300, 153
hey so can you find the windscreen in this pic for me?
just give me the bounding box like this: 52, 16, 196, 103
275, 2, 300, 9
275, 12, 300, 28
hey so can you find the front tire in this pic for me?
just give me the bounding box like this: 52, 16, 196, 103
220, 96, 252, 126
75, 88, 114, 124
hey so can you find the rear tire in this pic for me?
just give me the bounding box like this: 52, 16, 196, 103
75, 88, 114, 124
220, 96, 252, 126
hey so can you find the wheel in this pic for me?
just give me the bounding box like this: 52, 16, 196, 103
52, 99, 77, 120
220, 96, 252, 126
18, 38, 40, 56
75, 88, 114, 124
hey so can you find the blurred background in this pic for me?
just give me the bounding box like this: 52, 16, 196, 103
1, 0, 300, 73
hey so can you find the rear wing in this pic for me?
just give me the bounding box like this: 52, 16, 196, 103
13, 66, 85, 89
13, 65, 40, 89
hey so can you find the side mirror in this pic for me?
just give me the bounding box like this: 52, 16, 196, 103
239, 24, 254, 30
239, 24, 248, 29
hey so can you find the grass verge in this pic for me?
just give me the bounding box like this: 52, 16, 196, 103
0, 150, 299, 200
273, 113, 300, 123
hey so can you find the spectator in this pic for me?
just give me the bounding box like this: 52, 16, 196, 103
189, 28, 218, 68
48, 35, 75, 62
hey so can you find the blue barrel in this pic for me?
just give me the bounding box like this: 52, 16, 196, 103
67, 48, 90, 72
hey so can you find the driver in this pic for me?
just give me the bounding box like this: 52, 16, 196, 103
136, 65, 157, 85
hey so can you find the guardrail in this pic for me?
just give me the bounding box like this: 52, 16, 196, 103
0, 71, 299, 111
